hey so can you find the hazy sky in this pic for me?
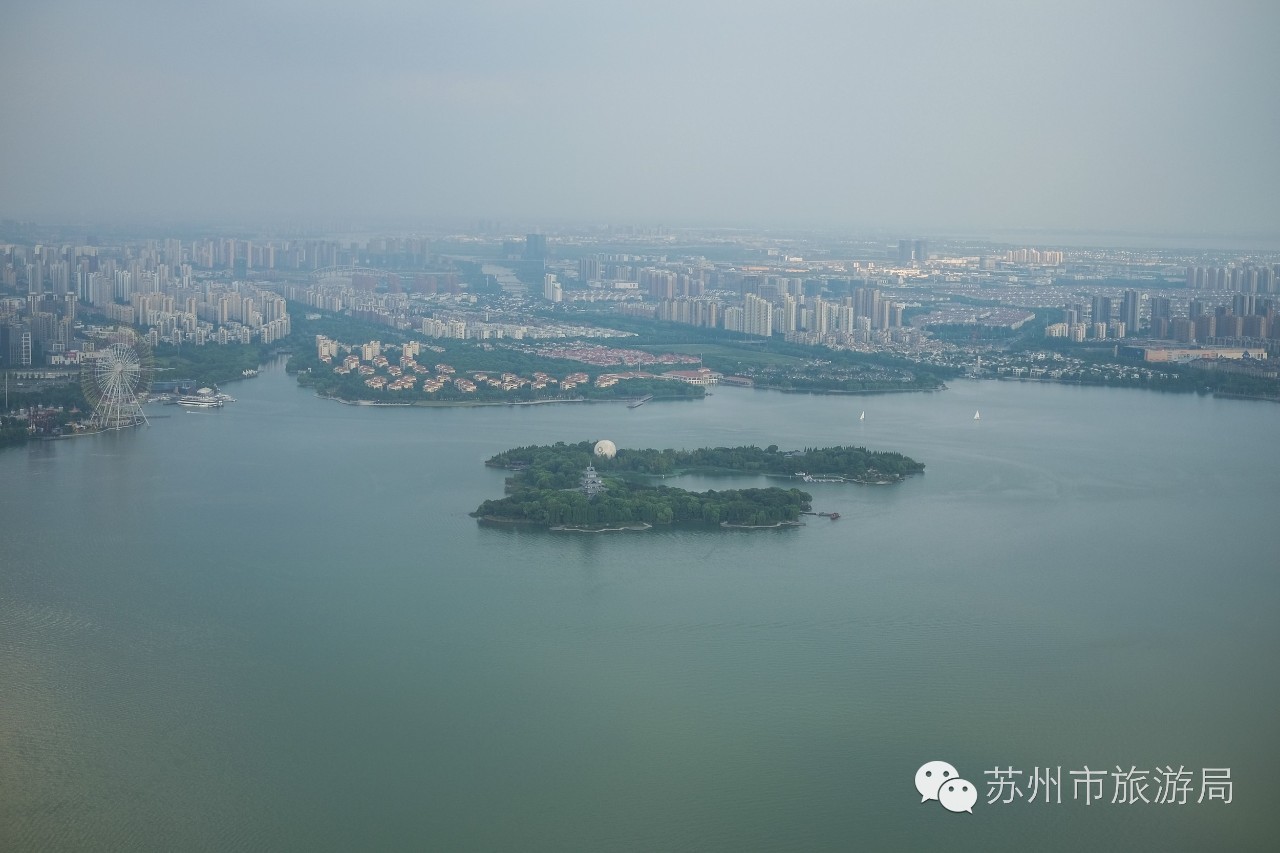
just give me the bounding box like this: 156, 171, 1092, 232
2, 0, 1277, 234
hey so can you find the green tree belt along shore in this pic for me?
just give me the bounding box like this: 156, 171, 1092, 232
472, 441, 925, 529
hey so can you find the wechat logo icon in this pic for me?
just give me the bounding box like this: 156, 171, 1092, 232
915, 760, 977, 814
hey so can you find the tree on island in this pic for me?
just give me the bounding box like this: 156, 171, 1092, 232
473, 440, 925, 529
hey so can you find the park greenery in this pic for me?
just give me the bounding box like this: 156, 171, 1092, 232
153, 342, 269, 388
0, 381, 87, 446
0, 415, 36, 448
472, 441, 925, 529
0, 409, 80, 446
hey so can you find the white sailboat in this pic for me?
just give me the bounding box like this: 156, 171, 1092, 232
859, 411, 865, 421
973, 410, 981, 420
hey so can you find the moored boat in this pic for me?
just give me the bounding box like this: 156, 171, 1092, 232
177, 387, 224, 408
177, 395, 223, 408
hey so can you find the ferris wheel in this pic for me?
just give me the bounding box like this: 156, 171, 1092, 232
81, 329, 154, 430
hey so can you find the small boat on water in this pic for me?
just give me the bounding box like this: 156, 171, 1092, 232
973, 410, 981, 420
817, 511, 841, 520
859, 411, 865, 421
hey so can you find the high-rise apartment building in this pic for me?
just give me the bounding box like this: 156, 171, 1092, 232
853, 286, 881, 326
524, 234, 548, 261
898, 239, 928, 265
1091, 296, 1112, 325
1121, 290, 1141, 335
542, 274, 562, 303
743, 294, 773, 337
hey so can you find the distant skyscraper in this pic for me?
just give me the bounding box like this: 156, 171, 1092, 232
1232, 293, 1255, 317
875, 298, 891, 330
1171, 317, 1195, 343
542, 274, 562, 303
743, 294, 773, 337
1121, 290, 1140, 335
777, 294, 798, 333
853, 286, 880, 323
1091, 296, 1112, 325
1148, 296, 1171, 338
27, 260, 43, 295
3, 322, 33, 366
898, 239, 928, 265
524, 234, 548, 261
722, 305, 744, 333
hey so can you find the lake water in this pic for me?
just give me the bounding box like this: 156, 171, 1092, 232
1, 362, 1277, 851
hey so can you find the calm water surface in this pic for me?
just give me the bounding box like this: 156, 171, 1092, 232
1, 362, 1277, 851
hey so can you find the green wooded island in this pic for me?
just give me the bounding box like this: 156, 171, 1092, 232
472, 441, 925, 530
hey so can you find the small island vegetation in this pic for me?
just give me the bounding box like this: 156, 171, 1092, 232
485, 441, 924, 484
472, 440, 925, 530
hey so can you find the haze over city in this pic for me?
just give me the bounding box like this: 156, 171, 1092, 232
2, 0, 1278, 236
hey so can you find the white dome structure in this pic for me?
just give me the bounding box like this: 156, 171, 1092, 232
593, 439, 617, 459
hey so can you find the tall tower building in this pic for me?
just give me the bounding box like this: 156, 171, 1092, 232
524, 234, 548, 261
1091, 296, 1112, 325
542, 274, 562, 303
875, 298, 891, 331
1149, 296, 1171, 338
743, 294, 773, 337
1121, 290, 1140, 335
898, 239, 928, 266
853, 286, 880, 324
27, 260, 43, 295
776, 294, 798, 333
723, 306, 744, 333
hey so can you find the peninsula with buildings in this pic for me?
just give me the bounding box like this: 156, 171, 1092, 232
4, 224, 1280, 447
472, 440, 924, 530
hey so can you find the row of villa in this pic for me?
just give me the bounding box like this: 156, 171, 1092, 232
315, 335, 722, 395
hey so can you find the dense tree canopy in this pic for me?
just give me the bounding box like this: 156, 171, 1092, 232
473, 440, 925, 529
485, 441, 924, 485
474, 484, 811, 528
